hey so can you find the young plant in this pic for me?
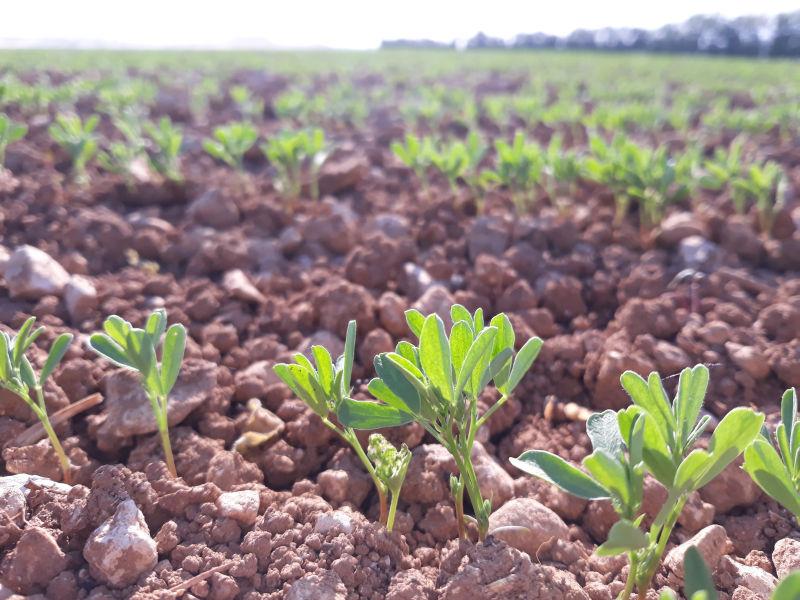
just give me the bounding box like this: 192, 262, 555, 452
743, 388, 800, 523
0, 113, 28, 167
731, 161, 785, 234
482, 132, 544, 213
367, 433, 411, 532
272, 321, 393, 525
88, 309, 186, 478
260, 128, 328, 201
230, 85, 265, 121
48, 112, 100, 183
144, 117, 183, 182
338, 305, 543, 541
391, 133, 434, 194
512, 365, 764, 599
0, 318, 73, 483
543, 134, 583, 209
98, 114, 146, 184
203, 122, 258, 171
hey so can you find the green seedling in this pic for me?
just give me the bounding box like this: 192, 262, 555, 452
367, 433, 411, 531
543, 134, 583, 208
89, 309, 186, 478
48, 112, 99, 183
98, 112, 146, 183
743, 388, 800, 522
698, 138, 744, 192
338, 305, 543, 541
0, 318, 73, 483
512, 365, 764, 599
0, 113, 27, 167
482, 132, 545, 213
731, 161, 784, 233
203, 122, 258, 171
391, 133, 434, 194
261, 128, 328, 201
230, 85, 265, 121
272, 321, 393, 525
430, 139, 469, 192
145, 117, 183, 182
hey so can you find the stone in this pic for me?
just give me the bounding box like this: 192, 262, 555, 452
772, 538, 800, 579
378, 292, 409, 337
678, 236, 721, 272
188, 189, 240, 228
487, 497, 569, 559
665, 524, 727, 578
318, 154, 368, 195
97, 359, 216, 440
286, 570, 347, 600
223, 269, 266, 304
64, 275, 98, 322
726, 343, 771, 380
700, 459, 762, 513
5, 245, 71, 299
83, 499, 157, 588
0, 527, 68, 594
472, 442, 515, 509
656, 212, 708, 247
721, 556, 777, 599
468, 216, 510, 261
216, 490, 260, 526
314, 511, 354, 536
412, 285, 455, 323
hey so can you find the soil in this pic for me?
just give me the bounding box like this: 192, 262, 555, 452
1, 69, 799, 599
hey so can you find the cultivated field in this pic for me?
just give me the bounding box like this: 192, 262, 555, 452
0, 49, 799, 599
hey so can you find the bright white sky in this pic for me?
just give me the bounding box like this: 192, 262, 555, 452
2, 0, 798, 50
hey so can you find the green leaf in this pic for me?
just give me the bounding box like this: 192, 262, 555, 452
12, 316, 36, 366
742, 438, 800, 518
450, 304, 473, 326
405, 309, 425, 338
684, 546, 718, 600
675, 365, 709, 447
419, 314, 453, 403
489, 313, 514, 389
0, 332, 11, 381
374, 354, 421, 414
620, 370, 674, 445
275, 363, 327, 416
395, 340, 419, 368
342, 320, 356, 395
88, 333, 133, 368
449, 320, 474, 377
145, 309, 167, 346
510, 450, 609, 499
772, 571, 800, 600
781, 388, 797, 454
103, 315, 131, 346
39, 333, 73, 385
583, 449, 631, 507
587, 410, 625, 455
502, 336, 542, 394
455, 326, 497, 401
640, 412, 678, 487
293, 352, 316, 374
337, 398, 414, 429
595, 519, 648, 556
160, 324, 186, 397
312, 345, 334, 395
676, 407, 765, 492
19, 356, 36, 389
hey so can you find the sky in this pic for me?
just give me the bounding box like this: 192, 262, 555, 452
2, 0, 798, 50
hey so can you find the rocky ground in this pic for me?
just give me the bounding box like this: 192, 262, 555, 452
0, 70, 799, 599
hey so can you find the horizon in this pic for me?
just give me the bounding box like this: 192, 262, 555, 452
2, 0, 798, 51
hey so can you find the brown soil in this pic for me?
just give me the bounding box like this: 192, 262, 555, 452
1, 69, 799, 599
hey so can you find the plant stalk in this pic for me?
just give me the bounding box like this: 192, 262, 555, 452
340, 425, 388, 525
34, 387, 72, 484
386, 490, 401, 532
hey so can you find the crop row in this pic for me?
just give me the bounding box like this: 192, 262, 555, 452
2, 305, 798, 598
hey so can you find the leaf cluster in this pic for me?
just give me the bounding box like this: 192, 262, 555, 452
203, 121, 258, 171
0, 112, 27, 166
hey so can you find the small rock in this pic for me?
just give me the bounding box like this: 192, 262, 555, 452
412, 285, 455, 323
678, 236, 721, 272
188, 189, 240, 228
472, 442, 514, 509
5, 245, 71, 299
468, 216, 510, 261
318, 154, 368, 195
772, 538, 800, 579
656, 212, 708, 247
665, 524, 727, 578
378, 292, 409, 337
700, 459, 762, 513
297, 331, 345, 360
97, 359, 216, 442
223, 269, 266, 304
287, 569, 347, 600
83, 499, 157, 588
721, 556, 777, 599
726, 343, 771, 380
0, 526, 68, 594
487, 497, 569, 559
216, 490, 259, 526
64, 275, 98, 322
314, 511, 354, 536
